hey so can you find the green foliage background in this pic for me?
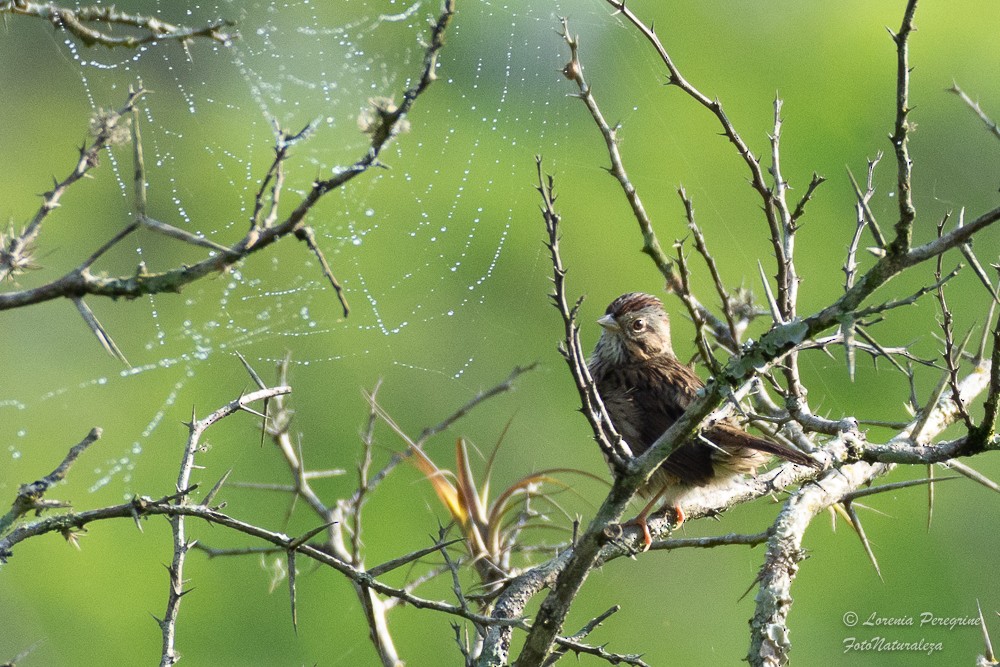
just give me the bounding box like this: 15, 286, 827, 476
1, 1, 999, 665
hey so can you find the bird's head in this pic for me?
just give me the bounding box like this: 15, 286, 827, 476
595, 292, 674, 363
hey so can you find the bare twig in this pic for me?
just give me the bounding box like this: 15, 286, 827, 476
557, 21, 671, 278
887, 0, 919, 256
650, 529, 770, 552
673, 238, 720, 373
789, 172, 826, 227
680, 187, 740, 347
0, 427, 102, 535
768, 95, 798, 321
350, 378, 382, 566
0, 2, 234, 49
955, 209, 1000, 304
948, 83, 1000, 142
546, 606, 649, 667
846, 154, 888, 250
853, 266, 961, 320
295, 225, 350, 317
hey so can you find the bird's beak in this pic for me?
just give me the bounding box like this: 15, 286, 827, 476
596, 314, 620, 332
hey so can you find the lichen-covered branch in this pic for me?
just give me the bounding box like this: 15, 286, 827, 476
748, 363, 992, 666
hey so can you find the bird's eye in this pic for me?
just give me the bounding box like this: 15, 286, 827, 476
631, 318, 645, 332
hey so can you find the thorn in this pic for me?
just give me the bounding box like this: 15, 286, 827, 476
738, 569, 765, 602
201, 469, 232, 507
238, 404, 268, 419
235, 351, 267, 390
183, 405, 198, 430
843, 501, 883, 582
978, 599, 996, 663
947, 460, 1000, 495
288, 520, 338, 550
287, 550, 298, 635
131, 505, 145, 533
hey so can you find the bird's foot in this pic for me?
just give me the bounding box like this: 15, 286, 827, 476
618, 515, 653, 551
667, 504, 685, 527
615, 505, 685, 552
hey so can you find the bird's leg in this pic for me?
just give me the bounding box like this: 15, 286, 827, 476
623, 491, 683, 550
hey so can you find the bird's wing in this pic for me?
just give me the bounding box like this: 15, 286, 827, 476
628, 359, 716, 486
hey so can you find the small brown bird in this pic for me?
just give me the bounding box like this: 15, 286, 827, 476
588, 292, 817, 547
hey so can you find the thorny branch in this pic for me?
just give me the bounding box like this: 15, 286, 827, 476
888, 0, 919, 256
0, 86, 146, 283
536, 156, 628, 471
680, 188, 740, 348
157, 385, 291, 667
842, 153, 883, 380
749, 365, 994, 666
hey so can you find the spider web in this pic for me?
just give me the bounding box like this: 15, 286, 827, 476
1, 0, 631, 493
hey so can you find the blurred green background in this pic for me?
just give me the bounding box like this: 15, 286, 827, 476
2, 0, 999, 664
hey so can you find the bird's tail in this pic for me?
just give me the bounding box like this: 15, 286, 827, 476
711, 423, 821, 468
